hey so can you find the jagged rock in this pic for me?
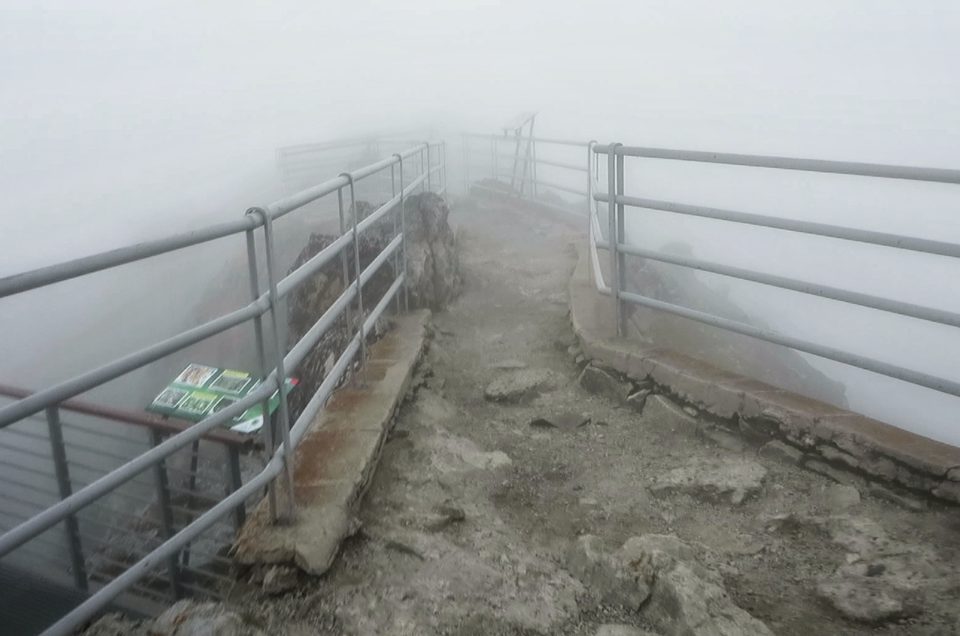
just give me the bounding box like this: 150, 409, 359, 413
578, 364, 631, 402
83, 613, 145, 636
614, 534, 772, 636
650, 458, 767, 504
867, 484, 926, 512
594, 625, 660, 636
758, 440, 804, 464
529, 412, 590, 430
645, 559, 774, 636
817, 577, 906, 623
421, 504, 466, 531
625, 388, 651, 412
262, 564, 300, 595
700, 427, 747, 453
151, 600, 266, 636
565, 535, 654, 610
403, 192, 461, 310
485, 368, 560, 403
823, 484, 861, 512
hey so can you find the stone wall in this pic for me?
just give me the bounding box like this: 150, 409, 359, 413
569, 241, 960, 506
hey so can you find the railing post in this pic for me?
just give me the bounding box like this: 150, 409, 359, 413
180, 439, 200, 568
244, 228, 277, 521
340, 174, 368, 383
426, 143, 433, 192
150, 429, 183, 599
45, 406, 88, 592
391, 162, 401, 314
393, 153, 409, 312
587, 140, 598, 283
462, 135, 469, 195
245, 207, 296, 523
607, 143, 624, 336
225, 444, 245, 532
616, 148, 626, 336
337, 188, 354, 334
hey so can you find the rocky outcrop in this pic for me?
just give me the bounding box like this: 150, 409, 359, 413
402, 192, 461, 311
284, 194, 460, 421
650, 457, 768, 505
565, 534, 772, 636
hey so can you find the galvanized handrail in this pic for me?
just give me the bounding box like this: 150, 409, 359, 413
587, 142, 960, 399
0, 138, 446, 635
463, 125, 960, 405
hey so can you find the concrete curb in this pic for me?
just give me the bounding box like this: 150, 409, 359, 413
568, 241, 960, 504
233, 309, 431, 574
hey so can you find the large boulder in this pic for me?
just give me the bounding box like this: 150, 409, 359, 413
402, 192, 461, 310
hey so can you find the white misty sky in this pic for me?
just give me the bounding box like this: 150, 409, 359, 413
1, 1, 959, 441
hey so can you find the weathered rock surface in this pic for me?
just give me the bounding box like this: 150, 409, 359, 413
570, 534, 773, 636
594, 625, 660, 636
650, 457, 767, 504
484, 368, 561, 403
566, 535, 655, 610
403, 192, 462, 311
85, 600, 272, 636
822, 483, 861, 512
817, 577, 906, 623
578, 364, 631, 402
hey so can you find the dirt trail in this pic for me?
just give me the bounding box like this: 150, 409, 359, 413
242, 198, 960, 636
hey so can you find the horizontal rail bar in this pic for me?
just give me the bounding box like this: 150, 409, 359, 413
499, 173, 587, 197
615, 242, 960, 328
593, 145, 960, 185
0, 384, 245, 446
618, 290, 960, 398
595, 193, 960, 259
0, 217, 259, 299
0, 298, 268, 428
496, 154, 587, 172
465, 132, 588, 147
0, 378, 275, 559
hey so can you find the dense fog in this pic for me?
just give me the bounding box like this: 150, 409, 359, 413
2, 0, 959, 445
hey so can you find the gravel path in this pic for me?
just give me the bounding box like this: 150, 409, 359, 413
242, 197, 960, 636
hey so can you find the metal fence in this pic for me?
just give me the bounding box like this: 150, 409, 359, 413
464, 127, 960, 403
0, 139, 446, 635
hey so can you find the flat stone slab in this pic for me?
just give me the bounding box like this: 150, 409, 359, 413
650, 457, 767, 505
233, 310, 430, 575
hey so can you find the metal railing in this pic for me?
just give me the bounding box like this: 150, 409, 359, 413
464, 125, 960, 404
0, 139, 446, 635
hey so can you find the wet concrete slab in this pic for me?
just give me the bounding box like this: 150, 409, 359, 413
233, 309, 430, 574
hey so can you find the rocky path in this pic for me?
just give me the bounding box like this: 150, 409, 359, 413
229, 197, 960, 635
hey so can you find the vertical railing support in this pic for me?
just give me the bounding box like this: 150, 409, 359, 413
425, 143, 433, 192
340, 173, 368, 383
245, 207, 296, 523
462, 134, 469, 195
607, 143, 624, 336
393, 153, 409, 311
244, 228, 277, 521
587, 140, 598, 283
616, 148, 626, 336
391, 162, 401, 314
225, 444, 245, 532
150, 429, 183, 599
46, 406, 88, 592
337, 188, 354, 334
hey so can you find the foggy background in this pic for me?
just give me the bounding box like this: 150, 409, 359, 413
2, 1, 959, 444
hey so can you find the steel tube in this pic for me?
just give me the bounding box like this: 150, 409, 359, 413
0, 217, 259, 299
592, 145, 960, 185
607, 144, 622, 336
466, 133, 588, 148
0, 298, 267, 428
342, 173, 368, 385
246, 207, 295, 523
245, 228, 277, 520
616, 242, 960, 328
594, 193, 960, 259
0, 378, 275, 559
618, 290, 960, 398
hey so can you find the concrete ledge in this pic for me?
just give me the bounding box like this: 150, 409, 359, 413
568, 242, 960, 504
233, 309, 431, 574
